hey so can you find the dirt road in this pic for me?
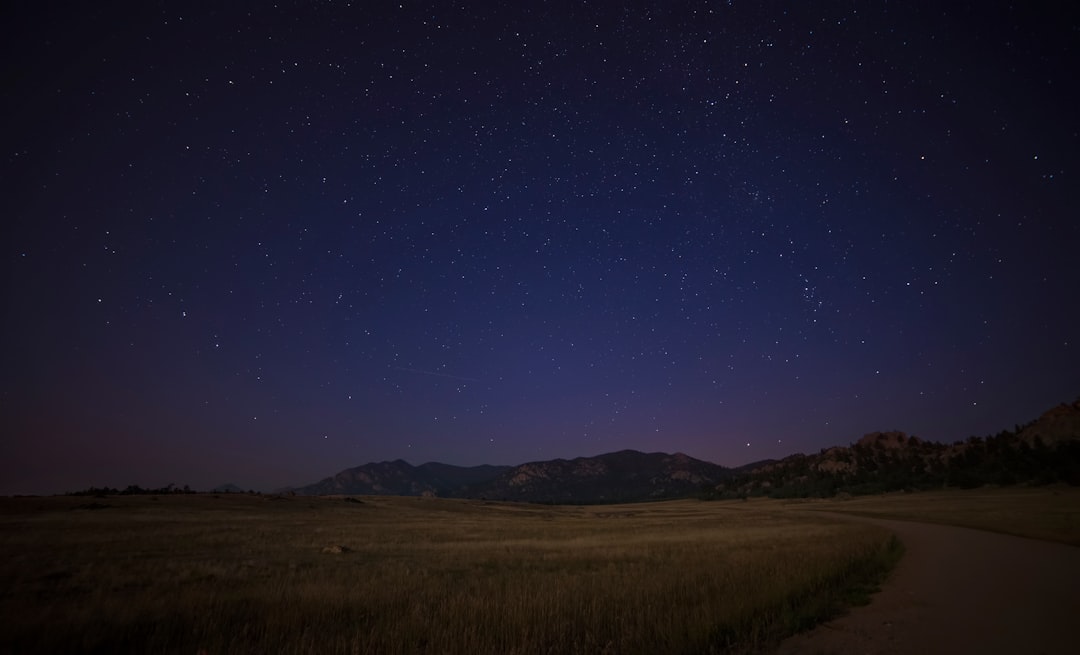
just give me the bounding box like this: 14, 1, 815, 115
773, 514, 1080, 655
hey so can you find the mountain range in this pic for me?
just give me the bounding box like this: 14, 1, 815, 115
294, 450, 755, 503
294, 399, 1080, 503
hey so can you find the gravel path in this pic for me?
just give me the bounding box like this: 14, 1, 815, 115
773, 514, 1080, 655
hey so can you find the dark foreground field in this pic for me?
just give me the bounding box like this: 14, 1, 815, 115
0, 494, 899, 655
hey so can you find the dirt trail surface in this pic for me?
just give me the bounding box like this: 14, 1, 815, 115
773, 514, 1080, 655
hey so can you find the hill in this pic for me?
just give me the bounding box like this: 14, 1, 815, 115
1017, 399, 1080, 447
719, 400, 1080, 498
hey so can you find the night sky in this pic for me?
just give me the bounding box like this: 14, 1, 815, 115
3, 3, 1078, 495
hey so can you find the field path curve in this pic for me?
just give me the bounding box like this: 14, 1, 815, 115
773, 513, 1080, 655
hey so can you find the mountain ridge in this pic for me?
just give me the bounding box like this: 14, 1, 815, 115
293, 399, 1080, 503
294, 449, 732, 503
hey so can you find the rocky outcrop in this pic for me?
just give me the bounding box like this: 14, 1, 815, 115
723, 399, 1080, 498
1018, 400, 1080, 447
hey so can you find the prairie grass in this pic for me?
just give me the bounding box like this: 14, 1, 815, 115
795, 485, 1080, 546
0, 495, 899, 654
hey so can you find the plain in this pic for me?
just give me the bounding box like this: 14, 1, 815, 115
1, 493, 901, 655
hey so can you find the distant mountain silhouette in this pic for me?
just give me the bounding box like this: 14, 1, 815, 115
296, 460, 512, 497
463, 450, 732, 503
294, 450, 731, 502
416, 462, 513, 489
294, 399, 1080, 503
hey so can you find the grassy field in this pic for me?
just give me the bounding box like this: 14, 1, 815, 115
792, 485, 1080, 546
0, 494, 900, 655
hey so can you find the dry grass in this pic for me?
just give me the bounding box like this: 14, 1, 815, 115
0, 495, 900, 655
786, 485, 1080, 546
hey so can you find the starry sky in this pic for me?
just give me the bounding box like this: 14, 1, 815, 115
3, 2, 1078, 495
